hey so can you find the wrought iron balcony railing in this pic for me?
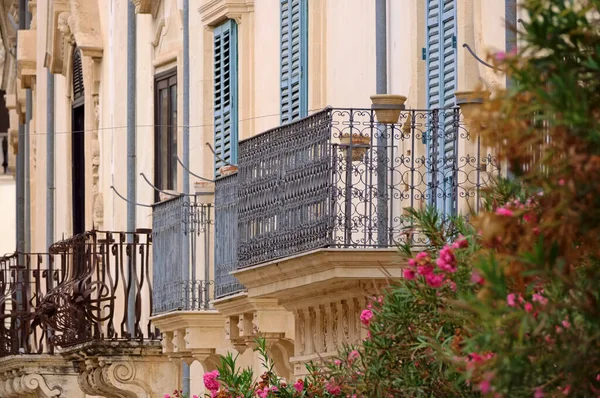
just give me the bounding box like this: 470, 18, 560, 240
214, 106, 500, 277
214, 173, 244, 299
0, 251, 66, 356
38, 230, 157, 347
152, 195, 214, 314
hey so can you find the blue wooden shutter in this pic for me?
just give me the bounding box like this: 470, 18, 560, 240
214, 20, 239, 176
426, 0, 457, 215
280, 0, 308, 124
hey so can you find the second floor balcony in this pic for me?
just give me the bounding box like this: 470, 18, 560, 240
213, 106, 499, 297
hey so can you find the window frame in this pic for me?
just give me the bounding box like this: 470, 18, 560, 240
154, 68, 178, 200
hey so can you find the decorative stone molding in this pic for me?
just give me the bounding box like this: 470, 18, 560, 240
63, 340, 179, 398
231, 248, 402, 377
0, 354, 84, 397
28, 0, 38, 29
213, 294, 295, 379
46, 0, 103, 75
131, 0, 161, 16
16, 29, 36, 88
199, 0, 254, 27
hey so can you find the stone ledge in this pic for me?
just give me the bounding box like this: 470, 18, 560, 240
231, 248, 404, 299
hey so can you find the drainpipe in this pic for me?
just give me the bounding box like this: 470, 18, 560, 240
182, 0, 191, 394
505, 0, 516, 90
126, 0, 137, 333
46, 71, 54, 280
375, 0, 388, 246
24, 0, 31, 254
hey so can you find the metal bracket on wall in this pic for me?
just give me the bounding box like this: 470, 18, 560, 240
462, 43, 504, 72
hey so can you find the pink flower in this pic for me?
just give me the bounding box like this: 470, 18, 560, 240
325, 380, 342, 395
256, 387, 270, 398
348, 350, 360, 365
416, 251, 429, 260
360, 309, 373, 326
534, 388, 544, 398
596, 373, 600, 381
532, 293, 548, 306
408, 258, 416, 267
496, 207, 514, 217
403, 268, 416, 280
524, 302, 533, 313
555, 326, 563, 334
495, 51, 506, 61
447, 280, 457, 292
164, 395, 171, 398
193, 396, 198, 398
561, 385, 571, 395
561, 319, 571, 329
203, 370, 220, 392
417, 264, 434, 276
334, 359, 342, 366
293, 379, 304, 392
507, 293, 517, 307
436, 246, 457, 273
558, 179, 565, 186
425, 273, 445, 288
451, 236, 469, 249
471, 271, 485, 285
479, 379, 492, 394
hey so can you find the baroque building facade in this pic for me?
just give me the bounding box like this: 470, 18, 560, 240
0, 0, 517, 396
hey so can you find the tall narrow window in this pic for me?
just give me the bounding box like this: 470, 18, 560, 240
154, 70, 178, 199
280, 0, 308, 124
425, 0, 457, 215
214, 19, 238, 177
72, 48, 86, 235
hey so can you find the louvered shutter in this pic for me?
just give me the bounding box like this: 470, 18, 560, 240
280, 0, 308, 124
214, 20, 239, 177
426, 0, 457, 216
72, 48, 85, 104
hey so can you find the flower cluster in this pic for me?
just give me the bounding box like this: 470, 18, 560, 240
402, 236, 469, 289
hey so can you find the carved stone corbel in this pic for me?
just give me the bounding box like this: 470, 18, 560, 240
65, 341, 179, 398
131, 0, 161, 16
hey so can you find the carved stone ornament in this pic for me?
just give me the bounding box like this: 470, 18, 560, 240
131, 0, 161, 16
199, 0, 254, 27
64, 341, 178, 398
0, 355, 82, 397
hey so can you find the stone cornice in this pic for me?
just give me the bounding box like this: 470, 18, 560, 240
150, 310, 224, 332
198, 0, 254, 27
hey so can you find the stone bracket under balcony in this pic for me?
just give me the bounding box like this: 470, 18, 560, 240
232, 248, 402, 376
0, 354, 84, 397
213, 293, 295, 380
150, 310, 226, 369
16, 29, 37, 89
60, 340, 179, 398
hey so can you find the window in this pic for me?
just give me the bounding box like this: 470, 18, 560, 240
280, 0, 308, 124
72, 48, 85, 235
425, 0, 457, 215
154, 70, 178, 199
214, 19, 238, 177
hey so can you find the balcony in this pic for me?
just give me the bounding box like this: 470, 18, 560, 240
212, 106, 498, 374
151, 194, 214, 314
215, 106, 498, 279
36, 230, 179, 396
0, 251, 83, 396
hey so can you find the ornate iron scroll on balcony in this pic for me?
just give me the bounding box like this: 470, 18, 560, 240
214, 106, 500, 274
152, 195, 215, 314
35, 230, 157, 347
0, 251, 66, 356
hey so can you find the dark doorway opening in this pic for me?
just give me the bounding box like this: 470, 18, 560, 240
72, 49, 85, 235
